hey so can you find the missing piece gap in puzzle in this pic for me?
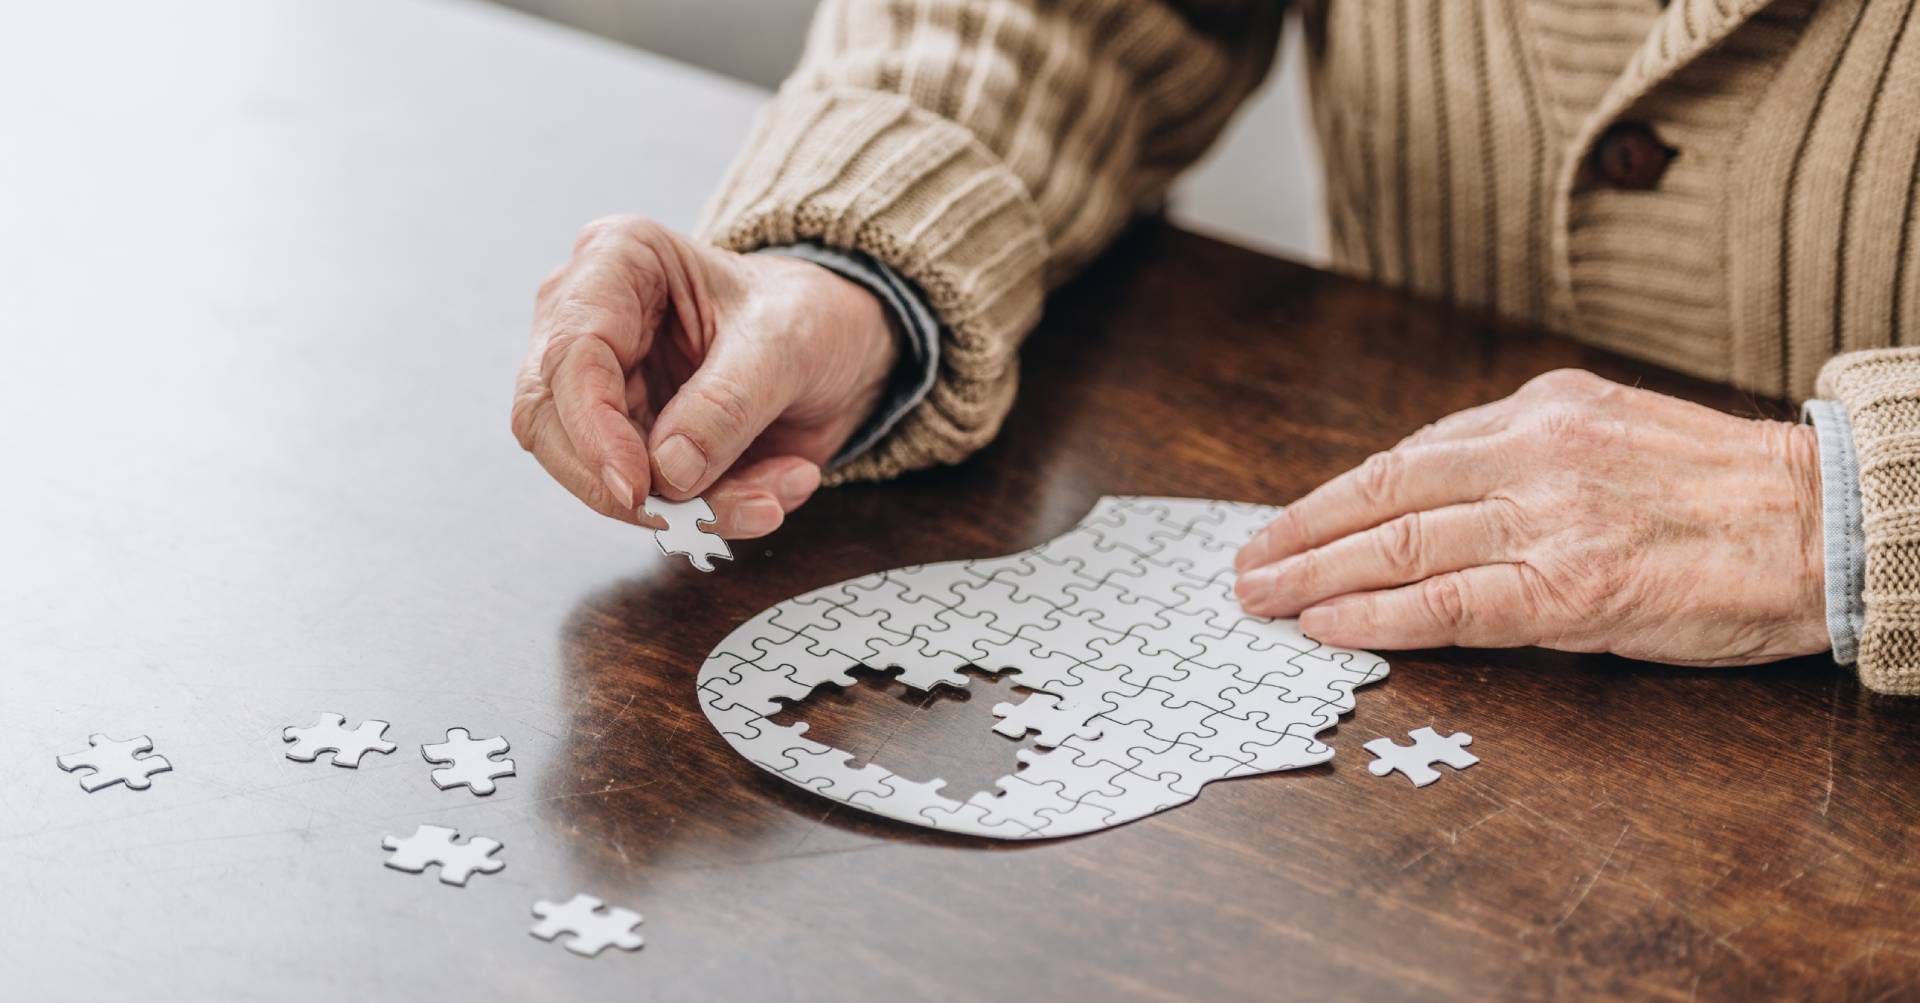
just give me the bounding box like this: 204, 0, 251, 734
765, 662, 1048, 804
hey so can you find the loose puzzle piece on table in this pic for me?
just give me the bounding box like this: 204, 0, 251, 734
56, 733, 173, 792
531, 893, 644, 957
1365, 727, 1477, 787
643, 495, 732, 572
421, 728, 515, 795
382, 824, 505, 885
697, 496, 1391, 840
283, 713, 396, 768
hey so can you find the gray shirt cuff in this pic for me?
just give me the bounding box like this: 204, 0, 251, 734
755, 242, 942, 469
1803, 399, 1865, 665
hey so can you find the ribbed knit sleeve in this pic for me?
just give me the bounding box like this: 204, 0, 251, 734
696, 0, 1282, 482
1816, 349, 1920, 695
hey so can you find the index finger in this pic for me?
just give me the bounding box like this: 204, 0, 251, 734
544, 332, 654, 512
1235, 439, 1504, 572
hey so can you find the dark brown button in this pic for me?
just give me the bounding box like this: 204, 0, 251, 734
1592, 121, 1675, 190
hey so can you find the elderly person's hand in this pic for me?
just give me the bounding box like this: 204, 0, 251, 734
512, 216, 898, 538
1234, 369, 1830, 666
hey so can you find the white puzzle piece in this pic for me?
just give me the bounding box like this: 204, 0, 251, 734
56, 733, 173, 792
697, 497, 1391, 839
1365, 727, 1478, 787
421, 728, 516, 795
282, 713, 397, 767
381, 824, 505, 885
530, 894, 644, 957
643, 495, 732, 572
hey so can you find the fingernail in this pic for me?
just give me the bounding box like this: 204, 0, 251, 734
1235, 566, 1280, 604
734, 496, 783, 536
601, 465, 634, 510
654, 434, 706, 494
1299, 603, 1342, 636
1234, 537, 1267, 572
778, 464, 820, 505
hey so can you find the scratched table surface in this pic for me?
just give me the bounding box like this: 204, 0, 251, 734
5, 1, 1920, 1001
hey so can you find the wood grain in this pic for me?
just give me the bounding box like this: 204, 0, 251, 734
543, 223, 1920, 1001
6, 4, 1916, 997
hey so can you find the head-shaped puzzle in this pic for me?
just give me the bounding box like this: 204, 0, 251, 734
698, 497, 1389, 838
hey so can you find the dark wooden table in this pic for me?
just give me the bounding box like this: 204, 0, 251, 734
6, 2, 1918, 1001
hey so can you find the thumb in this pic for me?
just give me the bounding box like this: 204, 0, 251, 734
648, 338, 794, 499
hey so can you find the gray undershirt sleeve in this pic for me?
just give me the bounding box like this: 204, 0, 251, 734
1803, 399, 1865, 665
755, 243, 943, 470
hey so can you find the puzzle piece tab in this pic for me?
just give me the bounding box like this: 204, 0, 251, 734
283, 713, 396, 768
1365, 726, 1478, 787
990, 693, 1104, 748
56, 733, 172, 792
421, 728, 516, 795
381, 824, 504, 885
531, 893, 644, 957
643, 495, 732, 572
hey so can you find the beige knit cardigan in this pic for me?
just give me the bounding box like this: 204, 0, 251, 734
697, 0, 1920, 692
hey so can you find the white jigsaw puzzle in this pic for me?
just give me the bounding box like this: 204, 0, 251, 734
697, 496, 1391, 839
991, 693, 1103, 747
1365, 727, 1477, 787
282, 713, 397, 767
530, 893, 644, 957
56, 733, 173, 792
381, 824, 505, 885
421, 728, 515, 795
643, 495, 732, 572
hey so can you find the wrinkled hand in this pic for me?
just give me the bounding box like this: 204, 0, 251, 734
513, 216, 898, 538
1234, 369, 1829, 666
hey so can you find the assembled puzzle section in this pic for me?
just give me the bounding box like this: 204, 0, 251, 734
697, 496, 1391, 839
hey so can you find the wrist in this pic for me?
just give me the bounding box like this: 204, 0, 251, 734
1776, 420, 1830, 656
817, 263, 901, 403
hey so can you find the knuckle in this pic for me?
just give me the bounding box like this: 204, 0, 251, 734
1418, 573, 1470, 628
1376, 512, 1424, 574
687, 376, 755, 437
574, 213, 644, 250
509, 394, 545, 453
1533, 406, 1604, 454
1523, 368, 1601, 399
1287, 547, 1322, 591
1269, 509, 1308, 551
537, 333, 580, 383
1395, 422, 1440, 449
1354, 450, 1403, 507
1482, 495, 1528, 548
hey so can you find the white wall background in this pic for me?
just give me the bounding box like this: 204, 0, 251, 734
487, 0, 1327, 263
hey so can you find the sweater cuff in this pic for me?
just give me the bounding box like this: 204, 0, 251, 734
697, 87, 1048, 484
756, 243, 943, 470
1815, 348, 1920, 694
1802, 399, 1865, 665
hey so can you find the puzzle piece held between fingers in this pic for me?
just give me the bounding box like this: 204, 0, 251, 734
381, 824, 505, 886
421, 728, 516, 795
56, 733, 173, 792
643, 495, 732, 572
1365, 726, 1478, 787
530, 894, 644, 957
